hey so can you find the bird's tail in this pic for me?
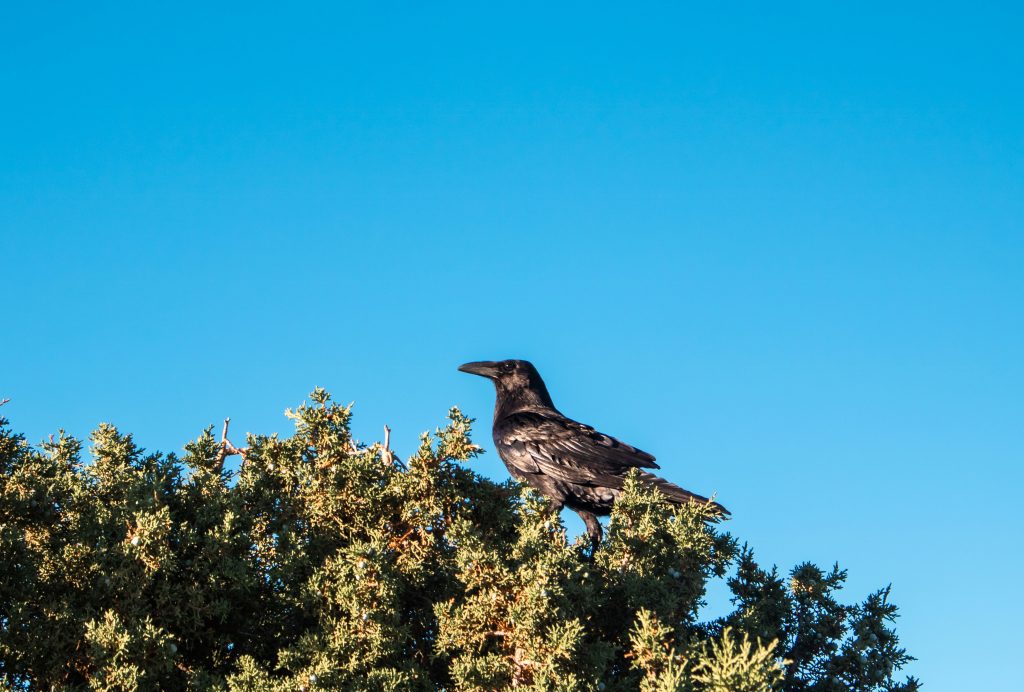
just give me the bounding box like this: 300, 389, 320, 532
637, 471, 730, 518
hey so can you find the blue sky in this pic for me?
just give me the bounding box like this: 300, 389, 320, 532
3, 2, 1022, 687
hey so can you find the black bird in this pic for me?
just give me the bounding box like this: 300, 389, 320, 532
458, 359, 727, 544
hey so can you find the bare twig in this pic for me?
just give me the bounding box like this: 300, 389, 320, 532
378, 424, 407, 470
511, 645, 538, 685
388, 527, 416, 551
382, 425, 392, 462
0, 398, 9, 407
214, 417, 248, 471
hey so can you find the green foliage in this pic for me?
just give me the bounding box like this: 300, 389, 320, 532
0, 393, 917, 690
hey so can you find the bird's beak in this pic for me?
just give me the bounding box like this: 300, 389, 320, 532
458, 361, 500, 378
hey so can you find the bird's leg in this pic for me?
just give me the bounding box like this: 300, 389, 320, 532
576, 510, 603, 552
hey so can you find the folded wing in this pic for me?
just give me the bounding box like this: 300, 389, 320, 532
494, 410, 659, 486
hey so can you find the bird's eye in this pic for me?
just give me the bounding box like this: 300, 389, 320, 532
502, 361, 515, 372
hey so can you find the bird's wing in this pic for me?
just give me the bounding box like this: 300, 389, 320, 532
494, 410, 659, 486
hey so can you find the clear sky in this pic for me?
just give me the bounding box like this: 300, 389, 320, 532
3, 2, 1021, 688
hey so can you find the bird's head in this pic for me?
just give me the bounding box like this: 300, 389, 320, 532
458, 359, 554, 409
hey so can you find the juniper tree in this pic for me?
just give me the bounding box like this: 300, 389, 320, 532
0, 391, 918, 690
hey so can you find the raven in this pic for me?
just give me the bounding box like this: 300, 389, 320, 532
458, 359, 727, 544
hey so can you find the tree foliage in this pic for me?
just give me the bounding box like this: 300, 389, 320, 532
0, 391, 917, 690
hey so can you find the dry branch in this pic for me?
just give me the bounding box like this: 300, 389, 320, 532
379, 424, 407, 470
214, 417, 248, 471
